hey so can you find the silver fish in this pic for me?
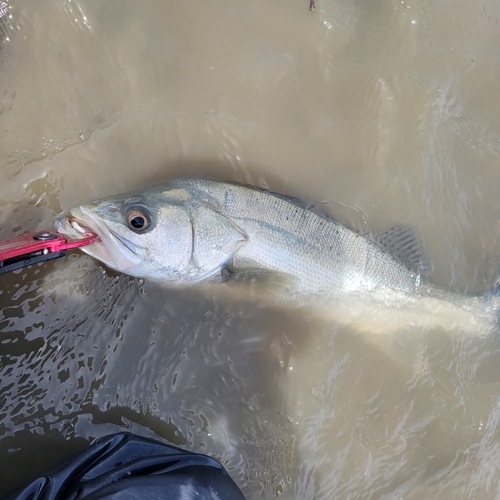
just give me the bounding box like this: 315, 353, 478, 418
55, 178, 499, 333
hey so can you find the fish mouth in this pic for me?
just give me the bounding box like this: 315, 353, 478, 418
55, 207, 139, 271
66, 217, 96, 237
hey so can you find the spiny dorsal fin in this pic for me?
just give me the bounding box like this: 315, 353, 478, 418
374, 224, 430, 276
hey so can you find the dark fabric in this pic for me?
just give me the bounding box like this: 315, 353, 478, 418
3, 432, 245, 500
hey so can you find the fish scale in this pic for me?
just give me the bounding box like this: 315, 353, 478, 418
56, 178, 499, 333
171, 179, 417, 296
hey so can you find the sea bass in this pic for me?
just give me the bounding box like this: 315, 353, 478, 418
55, 178, 498, 333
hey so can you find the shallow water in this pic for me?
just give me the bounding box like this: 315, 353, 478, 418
2, 0, 500, 498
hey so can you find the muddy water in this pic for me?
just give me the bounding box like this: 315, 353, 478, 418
1, 0, 500, 498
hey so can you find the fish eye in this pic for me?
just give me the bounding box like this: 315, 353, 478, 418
126, 207, 152, 232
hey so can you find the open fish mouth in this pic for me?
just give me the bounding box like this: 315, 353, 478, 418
56, 213, 116, 269
56, 208, 137, 271
65, 216, 116, 266
67, 217, 96, 237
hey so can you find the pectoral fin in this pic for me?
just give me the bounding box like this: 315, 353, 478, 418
220, 266, 298, 288
190, 204, 247, 276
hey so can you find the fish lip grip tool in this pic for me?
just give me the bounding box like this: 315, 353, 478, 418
0, 230, 100, 275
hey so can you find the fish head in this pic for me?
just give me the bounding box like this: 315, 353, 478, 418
55, 185, 247, 283
55, 188, 197, 281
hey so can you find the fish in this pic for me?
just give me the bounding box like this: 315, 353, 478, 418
55, 178, 499, 334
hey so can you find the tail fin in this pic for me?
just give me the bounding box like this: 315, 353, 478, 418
485, 283, 500, 325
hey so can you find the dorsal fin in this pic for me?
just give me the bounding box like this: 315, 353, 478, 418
374, 224, 429, 276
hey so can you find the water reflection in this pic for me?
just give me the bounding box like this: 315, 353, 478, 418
1, 258, 314, 496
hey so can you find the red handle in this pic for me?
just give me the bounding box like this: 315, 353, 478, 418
0, 231, 100, 261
